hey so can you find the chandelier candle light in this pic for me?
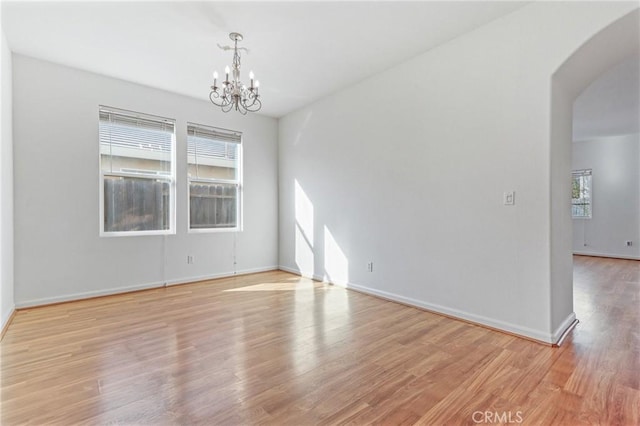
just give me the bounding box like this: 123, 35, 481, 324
210, 32, 262, 114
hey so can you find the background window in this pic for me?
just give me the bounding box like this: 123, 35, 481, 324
99, 106, 175, 234
187, 123, 242, 230
572, 169, 592, 219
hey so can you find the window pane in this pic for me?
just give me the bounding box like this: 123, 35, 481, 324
189, 182, 237, 229
100, 106, 175, 235
186, 123, 241, 231
571, 170, 592, 218
104, 175, 170, 232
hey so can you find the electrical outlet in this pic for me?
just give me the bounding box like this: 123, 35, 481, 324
367, 262, 373, 272
187, 255, 194, 264
503, 191, 515, 206
626, 241, 633, 247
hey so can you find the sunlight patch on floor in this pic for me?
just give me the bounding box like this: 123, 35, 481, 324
223, 281, 327, 292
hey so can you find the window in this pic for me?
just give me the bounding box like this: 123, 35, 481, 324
572, 169, 592, 219
187, 123, 242, 231
99, 106, 176, 235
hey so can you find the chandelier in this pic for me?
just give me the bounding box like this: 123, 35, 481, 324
210, 32, 262, 114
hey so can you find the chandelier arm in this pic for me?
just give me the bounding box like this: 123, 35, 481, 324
213, 92, 232, 108
243, 94, 261, 110
209, 91, 229, 107
242, 97, 261, 112
250, 99, 262, 112
221, 101, 234, 113
242, 99, 256, 109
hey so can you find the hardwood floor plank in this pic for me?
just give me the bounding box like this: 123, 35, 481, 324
1, 257, 638, 424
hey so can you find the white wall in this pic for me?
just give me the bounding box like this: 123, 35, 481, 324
279, 2, 638, 343
1, 31, 15, 330
12, 55, 279, 307
573, 57, 639, 141
572, 134, 640, 259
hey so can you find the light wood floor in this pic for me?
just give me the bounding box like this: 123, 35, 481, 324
1, 256, 638, 425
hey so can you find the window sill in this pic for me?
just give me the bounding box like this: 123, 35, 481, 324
188, 227, 242, 234
100, 229, 176, 237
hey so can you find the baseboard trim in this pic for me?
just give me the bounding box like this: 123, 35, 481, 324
1, 307, 16, 341
165, 266, 279, 286
552, 313, 578, 347
344, 281, 556, 344
573, 251, 640, 261
15, 280, 166, 309
278, 265, 325, 282
15, 266, 280, 309
279, 264, 559, 345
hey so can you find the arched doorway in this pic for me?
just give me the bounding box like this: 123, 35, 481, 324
549, 9, 639, 342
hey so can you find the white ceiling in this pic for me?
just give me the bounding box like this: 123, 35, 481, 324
1, 1, 528, 118
573, 55, 640, 141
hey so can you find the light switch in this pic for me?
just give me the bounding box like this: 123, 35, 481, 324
503, 191, 515, 206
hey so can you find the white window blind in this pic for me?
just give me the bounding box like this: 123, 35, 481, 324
99, 106, 176, 234
187, 123, 242, 230
100, 107, 174, 173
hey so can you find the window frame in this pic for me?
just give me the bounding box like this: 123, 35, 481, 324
571, 169, 592, 220
186, 122, 243, 233
98, 105, 177, 237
